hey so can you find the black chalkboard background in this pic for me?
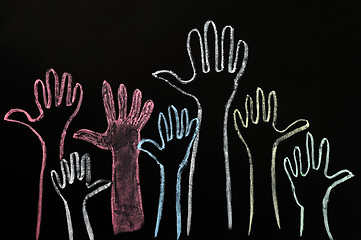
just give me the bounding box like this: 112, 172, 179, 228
1, 0, 360, 239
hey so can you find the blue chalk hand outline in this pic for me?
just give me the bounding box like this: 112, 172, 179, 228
138, 105, 199, 239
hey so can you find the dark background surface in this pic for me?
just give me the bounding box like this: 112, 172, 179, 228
1, 0, 360, 239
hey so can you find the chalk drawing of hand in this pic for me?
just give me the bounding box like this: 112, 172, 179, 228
4, 68, 83, 239
283, 132, 354, 239
51, 152, 111, 240
153, 20, 248, 232
233, 87, 309, 234
138, 105, 199, 239
73, 81, 154, 235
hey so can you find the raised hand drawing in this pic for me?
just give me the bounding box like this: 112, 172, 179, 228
138, 105, 199, 239
51, 152, 111, 240
283, 132, 354, 239
233, 87, 309, 234
73, 81, 154, 235
153, 20, 248, 232
4, 68, 83, 240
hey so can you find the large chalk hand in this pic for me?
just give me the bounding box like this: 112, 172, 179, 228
153, 20, 249, 232
4, 68, 83, 240
74, 81, 154, 235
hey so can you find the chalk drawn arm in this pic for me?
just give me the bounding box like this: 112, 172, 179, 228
51, 152, 111, 240
233, 87, 309, 234
4, 69, 83, 240
74, 81, 154, 234
137, 115, 166, 238
138, 105, 199, 239
283, 132, 354, 239
153, 20, 248, 233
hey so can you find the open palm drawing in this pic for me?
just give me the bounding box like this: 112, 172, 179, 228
138, 105, 199, 239
4, 69, 83, 240
51, 152, 111, 240
73, 81, 154, 235
283, 132, 354, 239
153, 20, 248, 233
233, 87, 309, 234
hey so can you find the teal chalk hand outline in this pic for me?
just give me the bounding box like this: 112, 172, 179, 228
138, 105, 199, 239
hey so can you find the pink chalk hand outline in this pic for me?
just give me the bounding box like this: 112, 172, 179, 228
4, 68, 83, 240
73, 81, 154, 235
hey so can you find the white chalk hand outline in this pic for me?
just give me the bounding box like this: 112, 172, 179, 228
233, 87, 309, 234
283, 132, 354, 239
51, 152, 111, 240
138, 105, 199, 239
153, 20, 249, 233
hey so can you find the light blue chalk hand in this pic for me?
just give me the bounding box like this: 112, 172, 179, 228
138, 105, 199, 239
